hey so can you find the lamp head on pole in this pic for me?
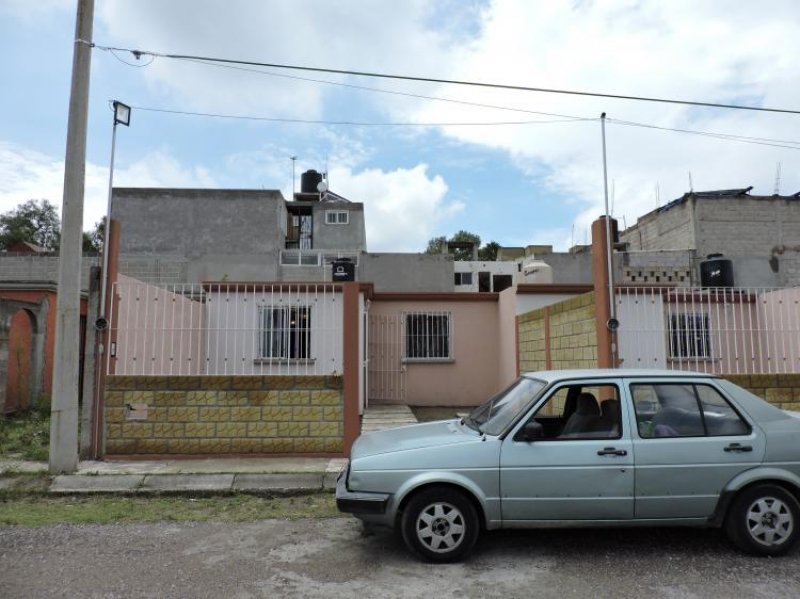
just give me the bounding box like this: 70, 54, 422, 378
112, 100, 131, 127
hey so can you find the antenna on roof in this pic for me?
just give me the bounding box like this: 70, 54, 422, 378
688, 171, 694, 193
571, 223, 575, 249
774, 162, 782, 195
655, 182, 660, 208
290, 156, 297, 195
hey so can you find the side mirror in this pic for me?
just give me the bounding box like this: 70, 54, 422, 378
518, 421, 544, 442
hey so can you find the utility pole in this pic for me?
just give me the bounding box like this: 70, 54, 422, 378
49, 0, 94, 473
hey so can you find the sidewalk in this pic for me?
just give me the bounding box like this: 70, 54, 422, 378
0, 456, 348, 495
0, 403, 420, 496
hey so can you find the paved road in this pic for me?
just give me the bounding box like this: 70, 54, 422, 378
2, 518, 799, 598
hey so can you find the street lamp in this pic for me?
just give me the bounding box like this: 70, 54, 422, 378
96, 100, 130, 331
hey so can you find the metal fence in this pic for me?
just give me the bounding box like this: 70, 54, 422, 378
108, 280, 343, 376
616, 286, 800, 374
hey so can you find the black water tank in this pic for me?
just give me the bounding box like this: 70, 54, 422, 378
331, 258, 355, 282
301, 169, 323, 193
700, 253, 734, 287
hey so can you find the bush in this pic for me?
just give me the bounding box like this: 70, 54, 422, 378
0, 406, 50, 461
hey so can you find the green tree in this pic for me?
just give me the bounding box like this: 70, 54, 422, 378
0, 199, 61, 250
82, 218, 105, 254
478, 241, 500, 261
424, 230, 499, 261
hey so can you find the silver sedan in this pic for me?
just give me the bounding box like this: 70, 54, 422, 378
337, 369, 800, 562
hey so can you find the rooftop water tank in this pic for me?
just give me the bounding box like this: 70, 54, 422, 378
700, 253, 734, 287
301, 170, 323, 194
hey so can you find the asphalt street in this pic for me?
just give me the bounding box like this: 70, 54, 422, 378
2, 518, 799, 598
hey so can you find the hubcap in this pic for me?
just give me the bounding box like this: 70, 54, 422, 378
415, 501, 466, 554
746, 496, 794, 547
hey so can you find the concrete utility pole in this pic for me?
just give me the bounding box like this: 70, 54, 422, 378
49, 0, 94, 473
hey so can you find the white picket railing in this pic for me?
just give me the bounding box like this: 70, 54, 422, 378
616, 286, 800, 374
107, 279, 343, 376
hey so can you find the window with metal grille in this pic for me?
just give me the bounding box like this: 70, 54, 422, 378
668, 312, 711, 358
405, 312, 451, 360
257, 305, 311, 359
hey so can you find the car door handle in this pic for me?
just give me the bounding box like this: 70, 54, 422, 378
597, 447, 627, 456
724, 443, 753, 453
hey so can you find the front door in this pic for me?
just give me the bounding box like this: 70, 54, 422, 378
500, 380, 634, 522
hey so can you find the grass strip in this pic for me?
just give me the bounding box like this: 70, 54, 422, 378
0, 493, 339, 527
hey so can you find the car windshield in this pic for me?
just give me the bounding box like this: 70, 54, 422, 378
466, 377, 546, 436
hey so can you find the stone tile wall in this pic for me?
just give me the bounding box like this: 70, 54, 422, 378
104, 375, 343, 455
725, 374, 800, 411
518, 292, 598, 372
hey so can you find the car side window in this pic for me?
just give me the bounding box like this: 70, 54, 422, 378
632, 383, 750, 438
521, 384, 622, 440
695, 385, 751, 436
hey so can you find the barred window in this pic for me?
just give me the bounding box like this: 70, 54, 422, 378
258, 305, 311, 360
668, 313, 711, 358
405, 312, 451, 360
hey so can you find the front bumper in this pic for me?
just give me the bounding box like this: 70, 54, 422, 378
335, 467, 391, 515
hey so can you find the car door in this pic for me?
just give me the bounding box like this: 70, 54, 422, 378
626, 378, 766, 520
499, 379, 634, 522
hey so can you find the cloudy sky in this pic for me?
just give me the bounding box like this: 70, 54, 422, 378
1, 0, 799, 252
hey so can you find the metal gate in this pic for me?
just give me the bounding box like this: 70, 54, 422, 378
367, 313, 406, 402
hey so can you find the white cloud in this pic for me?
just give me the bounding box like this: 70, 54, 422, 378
0, 142, 218, 229
401, 0, 800, 243
0, 0, 73, 22
96, 0, 455, 119
328, 164, 463, 252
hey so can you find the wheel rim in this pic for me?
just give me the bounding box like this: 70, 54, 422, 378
415, 501, 466, 554
745, 496, 794, 547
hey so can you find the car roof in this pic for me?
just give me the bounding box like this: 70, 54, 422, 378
521, 368, 719, 383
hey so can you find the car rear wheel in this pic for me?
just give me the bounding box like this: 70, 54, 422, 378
400, 487, 479, 563
725, 484, 800, 556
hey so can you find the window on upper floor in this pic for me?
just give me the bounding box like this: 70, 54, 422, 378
325, 210, 349, 225
454, 272, 473, 286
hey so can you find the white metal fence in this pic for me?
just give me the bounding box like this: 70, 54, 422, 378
616, 286, 800, 374
108, 279, 343, 376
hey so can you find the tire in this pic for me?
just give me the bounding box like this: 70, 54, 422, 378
724, 484, 800, 557
400, 487, 480, 563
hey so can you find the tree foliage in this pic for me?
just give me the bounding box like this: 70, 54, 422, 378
82, 218, 105, 254
0, 199, 61, 250
0, 200, 106, 254
424, 230, 500, 261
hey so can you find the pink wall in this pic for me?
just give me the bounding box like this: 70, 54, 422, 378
113, 275, 206, 375
369, 298, 503, 407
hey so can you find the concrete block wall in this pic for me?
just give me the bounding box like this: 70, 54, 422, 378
725, 374, 800, 411
517, 292, 598, 372
104, 375, 344, 455
0, 255, 98, 289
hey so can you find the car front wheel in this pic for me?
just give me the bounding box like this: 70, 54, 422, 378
725, 484, 800, 556
400, 487, 479, 562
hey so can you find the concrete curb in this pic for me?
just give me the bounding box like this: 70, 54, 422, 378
43, 472, 339, 495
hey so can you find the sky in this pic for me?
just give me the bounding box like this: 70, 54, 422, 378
1, 0, 799, 253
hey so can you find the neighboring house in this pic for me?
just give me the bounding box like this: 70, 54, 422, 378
0, 282, 90, 414
620, 187, 800, 287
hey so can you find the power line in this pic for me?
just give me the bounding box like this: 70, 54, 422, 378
131, 105, 593, 127
177, 56, 589, 122
124, 105, 800, 150
86, 41, 800, 116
